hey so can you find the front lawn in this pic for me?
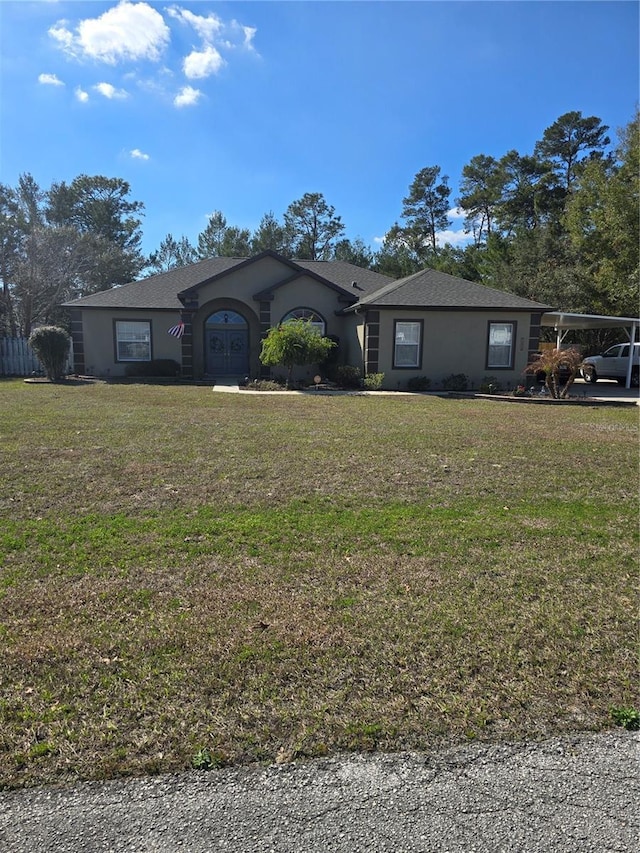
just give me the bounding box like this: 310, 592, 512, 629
0, 380, 637, 787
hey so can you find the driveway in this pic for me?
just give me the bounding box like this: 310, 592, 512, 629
1, 731, 638, 852
569, 378, 639, 404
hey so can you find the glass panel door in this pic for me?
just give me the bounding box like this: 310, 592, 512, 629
206, 329, 248, 375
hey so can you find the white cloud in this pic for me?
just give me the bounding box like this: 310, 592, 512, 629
94, 82, 128, 99
38, 73, 64, 86
75, 86, 89, 102
241, 25, 257, 52
167, 7, 223, 42
435, 229, 473, 248
130, 148, 149, 160
174, 85, 201, 107
447, 207, 466, 220
372, 229, 472, 249
183, 45, 225, 79
228, 20, 257, 52
169, 5, 259, 64
49, 22, 75, 51
49, 1, 170, 65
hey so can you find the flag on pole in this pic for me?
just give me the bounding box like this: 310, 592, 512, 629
168, 322, 185, 338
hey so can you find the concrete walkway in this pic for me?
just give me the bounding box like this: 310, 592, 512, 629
212, 380, 240, 393
215, 378, 638, 405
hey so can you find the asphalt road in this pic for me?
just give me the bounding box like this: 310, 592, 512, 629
1, 730, 638, 852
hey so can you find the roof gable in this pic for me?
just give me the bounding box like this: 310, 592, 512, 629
63, 251, 394, 310
176, 251, 303, 300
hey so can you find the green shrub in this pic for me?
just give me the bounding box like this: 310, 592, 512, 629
28, 326, 71, 381
247, 379, 286, 391
611, 706, 640, 731
260, 320, 336, 388
191, 747, 225, 770
479, 376, 502, 394
407, 376, 431, 392
364, 372, 385, 390
320, 335, 341, 369
442, 373, 469, 392
333, 365, 362, 389
124, 359, 181, 378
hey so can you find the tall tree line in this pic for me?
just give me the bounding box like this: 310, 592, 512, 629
0, 174, 145, 336
375, 110, 638, 322
1, 110, 636, 338
147, 191, 350, 274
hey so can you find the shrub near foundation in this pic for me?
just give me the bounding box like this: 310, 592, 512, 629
525, 348, 583, 399
28, 326, 70, 381
364, 373, 385, 390
260, 320, 336, 389
332, 365, 362, 389
442, 373, 469, 391
407, 376, 431, 392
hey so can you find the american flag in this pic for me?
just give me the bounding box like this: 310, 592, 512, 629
167, 322, 185, 338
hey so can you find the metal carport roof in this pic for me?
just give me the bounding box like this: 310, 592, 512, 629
541, 312, 639, 389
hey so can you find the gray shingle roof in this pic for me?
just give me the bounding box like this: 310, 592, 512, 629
62, 253, 549, 314
293, 259, 392, 295
62, 253, 393, 309
352, 267, 552, 311
62, 257, 245, 309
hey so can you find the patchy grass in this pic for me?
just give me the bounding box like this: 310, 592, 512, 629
0, 380, 637, 787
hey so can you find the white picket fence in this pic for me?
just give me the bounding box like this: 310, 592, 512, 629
0, 337, 74, 377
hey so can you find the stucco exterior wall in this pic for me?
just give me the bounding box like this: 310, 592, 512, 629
373, 309, 535, 390
186, 257, 290, 378
72, 256, 541, 388
190, 261, 357, 381
194, 255, 288, 306
340, 311, 365, 375
269, 276, 343, 332
269, 275, 355, 379
79, 309, 182, 377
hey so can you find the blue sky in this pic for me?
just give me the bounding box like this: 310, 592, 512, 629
1, 0, 638, 259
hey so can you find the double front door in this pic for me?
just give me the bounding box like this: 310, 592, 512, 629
205, 327, 249, 376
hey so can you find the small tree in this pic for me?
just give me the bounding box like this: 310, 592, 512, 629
259, 320, 336, 388
28, 325, 70, 381
524, 347, 583, 399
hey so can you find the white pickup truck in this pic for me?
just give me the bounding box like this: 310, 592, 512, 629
581, 343, 639, 386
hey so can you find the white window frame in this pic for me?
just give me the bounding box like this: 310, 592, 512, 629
115, 320, 151, 362
487, 322, 516, 369
393, 320, 422, 368
281, 308, 326, 335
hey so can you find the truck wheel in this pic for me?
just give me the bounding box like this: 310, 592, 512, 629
582, 367, 597, 383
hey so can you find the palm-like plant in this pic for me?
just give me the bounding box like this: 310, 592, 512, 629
524, 347, 583, 399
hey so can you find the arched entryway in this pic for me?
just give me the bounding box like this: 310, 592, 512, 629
204, 309, 249, 377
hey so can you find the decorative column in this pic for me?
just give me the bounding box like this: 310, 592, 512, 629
69, 308, 85, 375
180, 296, 198, 379
364, 310, 380, 375
527, 312, 543, 363
259, 299, 272, 379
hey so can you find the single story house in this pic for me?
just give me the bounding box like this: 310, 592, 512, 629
63, 250, 551, 390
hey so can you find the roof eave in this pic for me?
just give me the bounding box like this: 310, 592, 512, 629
347, 302, 553, 312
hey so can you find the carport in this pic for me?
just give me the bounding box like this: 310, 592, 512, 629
541, 311, 640, 389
